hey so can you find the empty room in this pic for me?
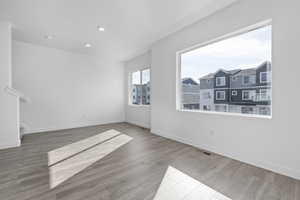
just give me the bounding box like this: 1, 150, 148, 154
0, 0, 299, 199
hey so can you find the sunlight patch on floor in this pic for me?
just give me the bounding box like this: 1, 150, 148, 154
153, 166, 231, 200
48, 129, 132, 189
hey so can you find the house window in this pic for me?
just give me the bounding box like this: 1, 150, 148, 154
241, 107, 254, 114
130, 69, 150, 105
216, 91, 225, 100
178, 22, 272, 117
216, 77, 226, 86
243, 75, 255, 85
259, 89, 271, 101
243, 76, 250, 84
242, 90, 256, 101
259, 107, 271, 115
260, 72, 270, 83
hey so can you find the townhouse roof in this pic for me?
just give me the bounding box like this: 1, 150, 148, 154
198, 61, 271, 79
225, 69, 241, 74
199, 69, 241, 80
257, 61, 271, 70
233, 61, 271, 76
199, 73, 214, 79
233, 68, 256, 76
182, 78, 199, 85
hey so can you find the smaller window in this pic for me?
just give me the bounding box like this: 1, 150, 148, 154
260, 72, 270, 83
259, 89, 270, 101
241, 107, 254, 114
242, 90, 256, 101
216, 91, 226, 100
259, 107, 270, 115
232, 91, 237, 96
243, 76, 250, 84
243, 75, 255, 85
216, 77, 226, 86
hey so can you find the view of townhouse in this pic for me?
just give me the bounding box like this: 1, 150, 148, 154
131, 69, 151, 105
180, 25, 272, 116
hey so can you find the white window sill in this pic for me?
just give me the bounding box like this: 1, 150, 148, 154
128, 104, 150, 108
177, 109, 272, 119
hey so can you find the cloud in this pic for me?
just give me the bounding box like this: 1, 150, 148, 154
181, 26, 271, 81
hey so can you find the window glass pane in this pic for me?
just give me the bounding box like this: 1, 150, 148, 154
130, 69, 151, 106
244, 76, 249, 84
131, 71, 141, 105
132, 71, 140, 85
142, 69, 150, 84
180, 24, 272, 117
141, 69, 150, 105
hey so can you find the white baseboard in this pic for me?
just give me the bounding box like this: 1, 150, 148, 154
151, 128, 300, 180
125, 120, 150, 129
0, 140, 21, 150
24, 120, 125, 135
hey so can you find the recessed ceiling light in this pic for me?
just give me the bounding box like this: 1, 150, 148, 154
97, 26, 105, 32
45, 35, 53, 40
84, 43, 91, 48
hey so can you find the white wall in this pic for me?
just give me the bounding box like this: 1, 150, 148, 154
0, 22, 20, 149
12, 41, 125, 134
150, 0, 300, 179
124, 52, 151, 128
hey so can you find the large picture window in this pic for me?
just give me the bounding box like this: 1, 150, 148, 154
178, 23, 272, 117
130, 69, 150, 105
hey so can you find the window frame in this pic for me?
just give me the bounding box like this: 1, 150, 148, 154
216, 77, 226, 86
176, 20, 272, 119
260, 71, 270, 83
259, 88, 270, 101
242, 90, 256, 101
243, 76, 250, 84
129, 68, 151, 107
216, 91, 226, 100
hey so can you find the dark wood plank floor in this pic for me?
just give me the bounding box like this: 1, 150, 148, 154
0, 123, 299, 200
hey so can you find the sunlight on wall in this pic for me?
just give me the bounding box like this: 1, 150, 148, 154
153, 166, 231, 200
48, 129, 132, 189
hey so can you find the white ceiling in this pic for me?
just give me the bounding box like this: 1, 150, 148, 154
0, 0, 238, 61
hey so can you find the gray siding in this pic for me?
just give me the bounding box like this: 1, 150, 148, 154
182, 83, 200, 105
200, 78, 214, 89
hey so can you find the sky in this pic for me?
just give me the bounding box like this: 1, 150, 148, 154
181, 25, 272, 82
